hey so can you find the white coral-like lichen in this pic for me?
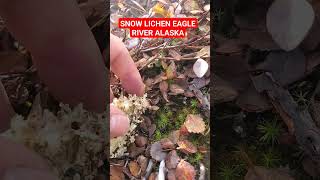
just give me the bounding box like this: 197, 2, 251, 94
1, 95, 108, 180
110, 94, 149, 158
0, 93, 149, 179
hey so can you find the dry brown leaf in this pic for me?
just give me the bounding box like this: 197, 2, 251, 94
175, 160, 196, 180
236, 84, 271, 112
169, 84, 185, 95
168, 130, 180, 144
214, 54, 251, 92
166, 61, 177, 79
184, 114, 206, 134
254, 49, 306, 86
110, 166, 125, 180
166, 150, 181, 169
137, 155, 149, 176
215, 39, 245, 54
167, 170, 177, 180
213, 75, 239, 103
159, 81, 169, 102
129, 161, 141, 177
177, 140, 197, 154
160, 138, 175, 149
150, 142, 167, 161
245, 166, 294, 180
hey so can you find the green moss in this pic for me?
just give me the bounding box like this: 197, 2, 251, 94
258, 119, 281, 146
154, 130, 163, 141
189, 152, 204, 165
217, 163, 242, 180
258, 149, 281, 168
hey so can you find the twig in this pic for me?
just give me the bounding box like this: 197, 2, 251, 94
158, 56, 210, 61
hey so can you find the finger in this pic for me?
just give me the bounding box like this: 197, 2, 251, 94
110, 88, 114, 102
110, 105, 129, 138
0, 137, 50, 178
110, 34, 145, 96
0, 82, 14, 132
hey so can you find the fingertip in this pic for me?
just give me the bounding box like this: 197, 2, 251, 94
110, 105, 130, 138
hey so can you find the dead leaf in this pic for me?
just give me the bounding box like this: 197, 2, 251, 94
169, 84, 185, 95
167, 170, 177, 180
175, 160, 196, 180
301, 14, 320, 52
148, 172, 157, 180
215, 39, 245, 54
254, 49, 306, 86
184, 114, 206, 134
169, 49, 182, 60
177, 140, 197, 154
213, 75, 239, 103
110, 166, 125, 180
245, 166, 294, 180
159, 81, 169, 102
214, 54, 251, 92
160, 138, 175, 149
238, 30, 280, 50
150, 142, 167, 161
166, 61, 177, 79
166, 150, 181, 169
168, 130, 180, 144
128, 143, 145, 158
236, 84, 271, 112
266, 0, 314, 51
129, 161, 141, 177
302, 157, 320, 177
137, 155, 149, 176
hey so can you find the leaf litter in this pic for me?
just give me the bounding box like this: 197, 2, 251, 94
214, 0, 320, 179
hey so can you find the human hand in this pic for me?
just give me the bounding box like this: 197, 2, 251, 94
109, 34, 145, 138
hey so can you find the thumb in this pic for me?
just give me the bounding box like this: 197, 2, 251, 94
3, 168, 58, 180
110, 105, 129, 138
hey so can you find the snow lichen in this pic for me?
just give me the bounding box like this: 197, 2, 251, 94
1, 95, 108, 180
110, 94, 150, 158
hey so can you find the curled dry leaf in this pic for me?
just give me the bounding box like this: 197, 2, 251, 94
175, 160, 196, 180
166, 61, 177, 79
236, 84, 271, 112
110, 166, 125, 180
160, 138, 176, 149
184, 114, 206, 134
137, 155, 149, 176
150, 142, 168, 161
213, 75, 239, 103
169, 84, 185, 95
168, 130, 181, 144
266, 0, 314, 51
177, 140, 197, 154
129, 161, 141, 177
167, 170, 177, 180
159, 81, 169, 102
254, 49, 306, 86
166, 150, 181, 169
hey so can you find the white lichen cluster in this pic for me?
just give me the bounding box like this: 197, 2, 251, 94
110, 94, 150, 158
1, 95, 108, 180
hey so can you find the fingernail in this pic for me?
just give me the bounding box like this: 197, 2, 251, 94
3, 168, 58, 180
110, 114, 130, 138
